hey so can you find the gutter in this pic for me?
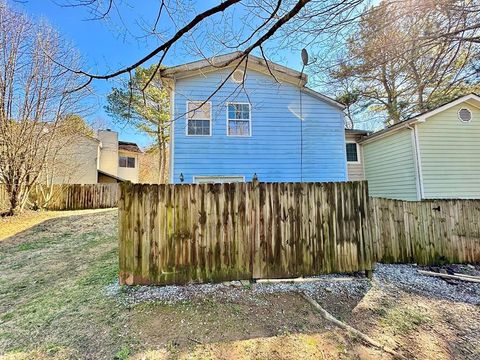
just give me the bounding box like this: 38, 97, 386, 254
359, 117, 419, 145
169, 79, 176, 184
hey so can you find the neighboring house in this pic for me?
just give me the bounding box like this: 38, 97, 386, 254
358, 94, 480, 200
162, 52, 349, 184
52, 129, 142, 184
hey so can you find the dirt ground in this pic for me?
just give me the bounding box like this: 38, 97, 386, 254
0, 210, 479, 359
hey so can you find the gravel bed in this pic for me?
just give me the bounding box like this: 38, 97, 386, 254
106, 274, 371, 306
106, 263, 480, 306
374, 263, 480, 305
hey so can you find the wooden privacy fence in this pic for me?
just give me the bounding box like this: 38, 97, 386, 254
118, 181, 374, 285
0, 183, 119, 211
370, 197, 480, 265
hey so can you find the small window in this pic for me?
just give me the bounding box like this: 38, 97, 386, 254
346, 143, 359, 162
119, 156, 135, 168
227, 103, 251, 136
231, 69, 245, 84
458, 108, 472, 122
187, 101, 211, 136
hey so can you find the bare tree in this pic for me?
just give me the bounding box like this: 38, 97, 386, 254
319, 0, 480, 125
53, 0, 478, 128
0, 2, 89, 215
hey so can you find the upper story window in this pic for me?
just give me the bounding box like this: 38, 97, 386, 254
187, 101, 211, 136
227, 103, 251, 136
346, 143, 359, 163
119, 156, 135, 168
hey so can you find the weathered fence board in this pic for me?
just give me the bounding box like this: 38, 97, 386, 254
118, 181, 374, 285
0, 183, 119, 211
370, 197, 480, 265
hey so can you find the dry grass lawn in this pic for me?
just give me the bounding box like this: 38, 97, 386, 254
0, 209, 114, 241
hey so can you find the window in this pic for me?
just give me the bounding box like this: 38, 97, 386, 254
193, 176, 245, 184
227, 103, 251, 136
346, 143, 359, 163
119, 156, 135, 168
187, 101, 211, 136
231, 69, 245, 84
458, 108, 472, 122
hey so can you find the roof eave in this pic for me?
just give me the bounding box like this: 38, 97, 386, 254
161, 52, 307, 86
360, 93, 480, 145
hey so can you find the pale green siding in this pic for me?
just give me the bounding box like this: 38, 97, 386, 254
363, 129, 418, 200
418, 104, 480, 199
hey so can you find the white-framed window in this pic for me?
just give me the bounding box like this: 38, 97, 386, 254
186, 101, 212, 136
193, 175, 245, 184
227, 103, 251, 137
346, 142, 360, 163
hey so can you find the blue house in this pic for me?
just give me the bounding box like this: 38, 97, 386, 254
162, 52, 348, 184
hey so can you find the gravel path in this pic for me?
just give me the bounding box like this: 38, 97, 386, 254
374, 263, 480, 305
107, 263, 480, 306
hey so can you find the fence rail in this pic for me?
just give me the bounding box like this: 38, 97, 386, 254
370, 197, 480, 265
118, 181, 374, 285
0, 183, 119, 211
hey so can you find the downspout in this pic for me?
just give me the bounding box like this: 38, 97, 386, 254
169, 78, 176, 184
407, 123, 424, 200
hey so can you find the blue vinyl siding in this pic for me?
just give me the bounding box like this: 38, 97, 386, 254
171, 68, 347, 183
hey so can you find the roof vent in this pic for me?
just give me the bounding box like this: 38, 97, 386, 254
458, 108, 472, 122
231, 69, 245, 84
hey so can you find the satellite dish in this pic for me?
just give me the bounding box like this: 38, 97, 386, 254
301, 48, 309, 66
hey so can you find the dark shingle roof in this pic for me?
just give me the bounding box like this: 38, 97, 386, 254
118, 141, 142, 153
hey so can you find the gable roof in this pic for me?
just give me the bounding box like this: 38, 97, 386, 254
118, 141, 142, 153
161, 52, 345, 110
360, 93, 480, 144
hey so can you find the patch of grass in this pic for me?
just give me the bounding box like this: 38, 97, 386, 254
380, 306, 432, 333
242, 282, 253, 290
16, 237, 54, 251
0, 210, 130, 358
77, 248, 118, 286
114, 345, 131, 360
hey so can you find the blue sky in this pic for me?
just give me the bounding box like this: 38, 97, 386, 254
12, 0, 306, 147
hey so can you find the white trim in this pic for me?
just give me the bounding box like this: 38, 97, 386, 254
169, 81, 175, 184
457, 107, 472, 123
162, 52, 308, 87
193, 175, 246, 184
231, 69, 245, 84
408, 126, 421, 200
413, 124, 425, 200
361, 94, 480, 145
185, 100, 212, 137
346, 141, 361, 164
301, 87, 346, 110
417, 93, 480, 122
226, 102, 252, 137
